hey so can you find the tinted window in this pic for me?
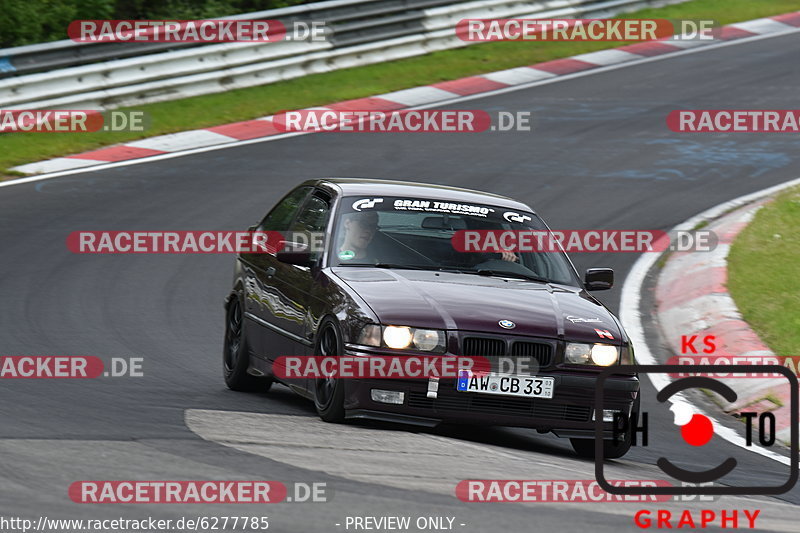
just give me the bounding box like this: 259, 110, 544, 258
291, 194, 331, 261
259, 187, 311, 231
292, 195, 330, 233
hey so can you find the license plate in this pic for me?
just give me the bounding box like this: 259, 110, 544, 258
456, 370, 554, 399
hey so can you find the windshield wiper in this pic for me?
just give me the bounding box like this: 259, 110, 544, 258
347, 263, 469, 273
375, 262, 430, 270
345, 263, 428, 270
475, 269, 551, 284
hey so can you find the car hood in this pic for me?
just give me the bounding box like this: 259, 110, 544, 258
332, 268, 622, 344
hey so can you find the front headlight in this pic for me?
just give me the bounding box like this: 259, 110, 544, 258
565, 342, 619, 366
357, 324, 446, 352
565, 343, 591, 364
413, 329, 443, 351
590, 344, 618, 366
384, 325, 413, 349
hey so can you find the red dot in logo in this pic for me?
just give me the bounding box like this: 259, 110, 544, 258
681, 414, 714, 446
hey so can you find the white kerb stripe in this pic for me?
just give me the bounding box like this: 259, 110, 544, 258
127, 130, 238, 152
730, 18, 796, 35
658, 36, 716, 49
482, 67, 556, 86
377, 86, 459, 106
571, 49, 642, 66
12, 157, 106, 175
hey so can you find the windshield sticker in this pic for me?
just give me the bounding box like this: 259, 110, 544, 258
338, 250, 356, 260
392, 199, 494, 217
352, 198, 383, 211
503, 211, 532, 224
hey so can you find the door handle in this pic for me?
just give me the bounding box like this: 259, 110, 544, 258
265, 267, 276, 277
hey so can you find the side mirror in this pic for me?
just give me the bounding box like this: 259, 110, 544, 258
276, 250, 313, 267
584, 268, 613, 291
276, 241, 313, 267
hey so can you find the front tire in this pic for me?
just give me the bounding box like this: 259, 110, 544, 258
313, 319, 346, 423
223, 296, 272, 392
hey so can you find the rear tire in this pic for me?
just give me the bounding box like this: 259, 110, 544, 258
313, 319, 346, 423
223, 295, 272, 392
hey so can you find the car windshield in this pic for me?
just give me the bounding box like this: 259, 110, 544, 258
331, 195, 579, 286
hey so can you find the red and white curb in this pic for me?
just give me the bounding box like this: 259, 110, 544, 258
655, 199, 794, 444
11, 11, 800, 175
621, 176, 800, 465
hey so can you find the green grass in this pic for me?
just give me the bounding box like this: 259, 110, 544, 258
765, 393, 785, 408
2, 0, 800, 177
728, 186, 800, 357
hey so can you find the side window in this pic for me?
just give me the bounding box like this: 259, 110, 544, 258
259, 187, 312, 231
290, 193, 331, 261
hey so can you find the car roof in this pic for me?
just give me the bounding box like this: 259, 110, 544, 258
302, 177, 535, 212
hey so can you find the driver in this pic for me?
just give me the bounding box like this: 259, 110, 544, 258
338, 210, 379, 261
498, 250, 518, 262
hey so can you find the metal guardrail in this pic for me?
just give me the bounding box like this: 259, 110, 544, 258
0, 0, 687, 110
0, 0, 461, 77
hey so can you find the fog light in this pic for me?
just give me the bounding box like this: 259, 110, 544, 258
371, 389, 405, 405
592, 409, 621, 422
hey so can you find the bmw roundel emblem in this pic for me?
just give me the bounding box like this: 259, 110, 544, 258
498, 320, 515, 329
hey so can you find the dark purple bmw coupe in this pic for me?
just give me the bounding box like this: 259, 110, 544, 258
223, 178, 639, 458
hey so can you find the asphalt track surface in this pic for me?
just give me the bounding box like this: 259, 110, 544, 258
2, 31, 800, 532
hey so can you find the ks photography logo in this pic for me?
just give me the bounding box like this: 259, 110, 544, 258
594, 365, 798, 496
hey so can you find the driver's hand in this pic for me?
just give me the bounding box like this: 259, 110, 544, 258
499, 250, 518, 262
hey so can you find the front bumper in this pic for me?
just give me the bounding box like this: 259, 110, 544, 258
342, 371, 639, 438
